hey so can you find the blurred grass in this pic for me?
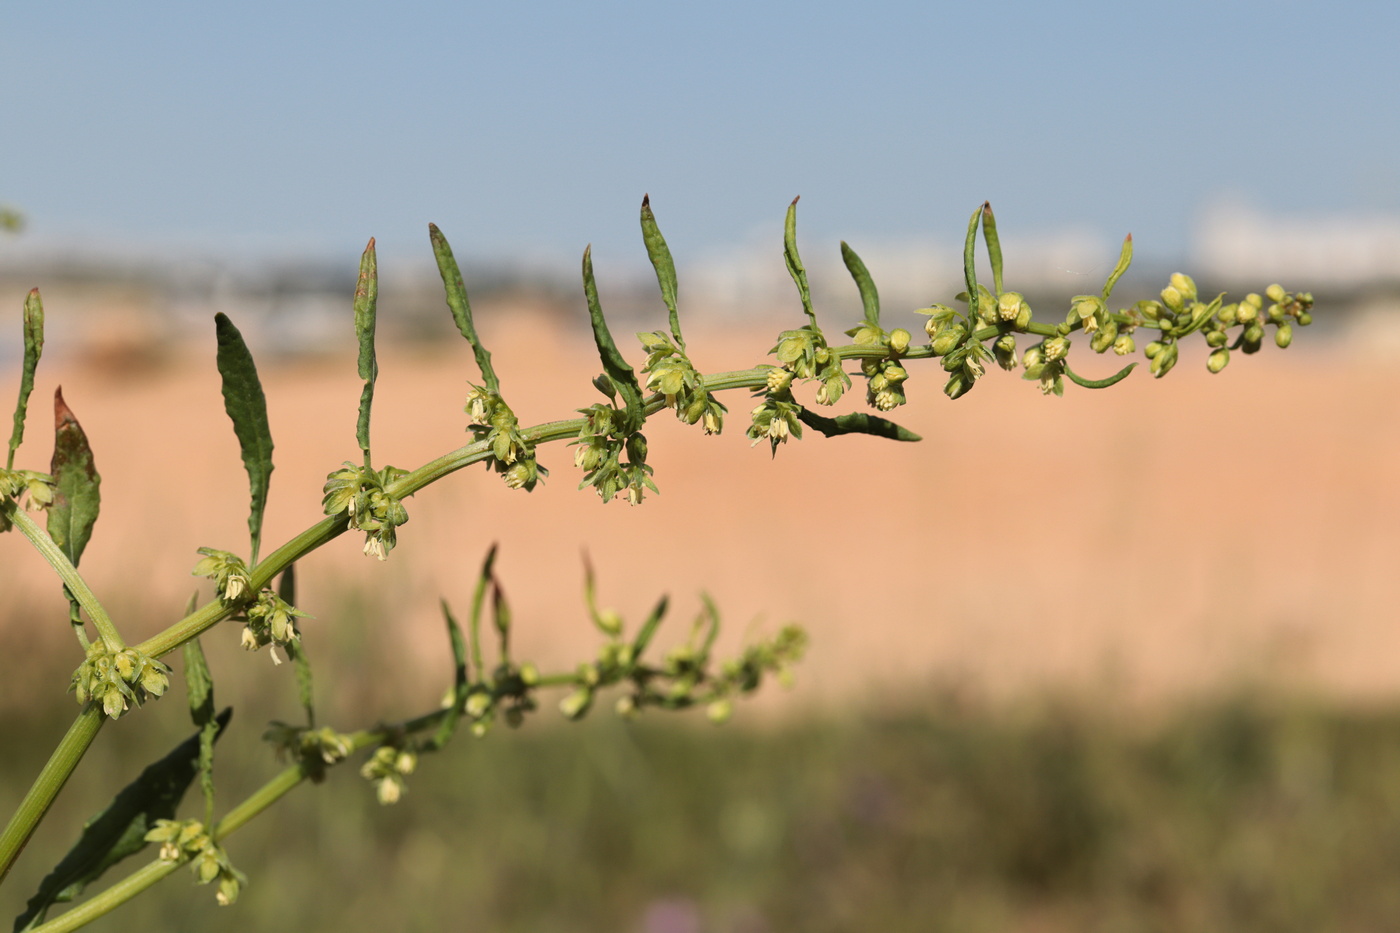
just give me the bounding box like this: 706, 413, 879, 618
9, 681, 1400, 932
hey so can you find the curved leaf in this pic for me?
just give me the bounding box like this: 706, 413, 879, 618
429, 223, 500, 392
796, 407, 922, 442
840, 241, 880, 329
783, 197, 816, 327
1064, 361, 1137, 389
640, 195, 684, 348
7, 288, 43, 470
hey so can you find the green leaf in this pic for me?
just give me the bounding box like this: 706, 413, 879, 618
213, 313, 274, 565
429, 223, 500, 392
353, 238, 379, 464
47, 389, 100, 569
839, 241, 880, 330
7, 288, 43, 471
796, 407, 922, 442
12, 708, 232, 932
468, 544, 498, 682
1064, 361, 1137, 389
962, 205, 982, 320
582, 246, 644, 429
428, 599, 468, 751
980, 202, 1005, 296
783, 197, 817, 327
631, 595, 669, 659
279, 565, 316, 727
640, 195, 684, 349
491, 577, 512, 663
1102, 233, 1133, 301
181, 634, 218, 826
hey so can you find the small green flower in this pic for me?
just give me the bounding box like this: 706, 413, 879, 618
192, 548, 252, 603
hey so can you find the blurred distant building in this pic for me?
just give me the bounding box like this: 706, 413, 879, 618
1193, 202, 1400, 291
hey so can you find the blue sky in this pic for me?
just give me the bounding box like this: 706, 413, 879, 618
4, 1, 1396, 274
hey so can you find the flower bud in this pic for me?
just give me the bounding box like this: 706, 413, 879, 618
993, 333, 1017, 370
1207, 347, 1230, 373
1149, 342, 1178, 378
1275, 322, 1293, 348
1168, 273, 1198, 304
625, 433, 648, 465
1265, 283, 1286, 303
1242, 323, 1264, 354
888, 328, 911, 354
1205, 329, 1227, 348
1237, 302, 1258, 323
998, 292, 1027, 323
1090, 319, 1118, 353
559, 688, 592, 720
931, 324, 966, 356
1113, 334, 1136, 356
1144, 341, 1163, 359
707, 699, 734, 724
1160, 285, 1185, 312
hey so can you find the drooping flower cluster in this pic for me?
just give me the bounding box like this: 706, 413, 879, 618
463, 385, 546, 491
0, 468, 54, 532
572, 403, 655, 504
321, 462, 411, 560
145, 819, 246, 906
637, 331, 726, 434
70, 641, 170, 719
360, 743, 419, 805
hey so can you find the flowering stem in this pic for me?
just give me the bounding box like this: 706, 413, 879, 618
1, 502, 123, 650
0, 335, 1055, 886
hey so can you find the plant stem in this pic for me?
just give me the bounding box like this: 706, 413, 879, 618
2, 503, 123, 649
0, 340, 956, 892
0, 706, 104, 884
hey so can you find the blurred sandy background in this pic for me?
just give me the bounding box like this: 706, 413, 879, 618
1, 301, 1392, 718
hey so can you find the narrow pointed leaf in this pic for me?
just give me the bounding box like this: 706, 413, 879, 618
181, 634, 218, 826
13, 709, 232, 931
640, 195, 684, 348
1101, 233, 1133, 301
796, 407, 922, 442
7, 288, 44, 470
353, 238, 378, 463
47, 389, 100, 569
429, 223, 500, 392
468, 544, 498, 681
783, 197, 817, 327
279, 565, 316, 726
962, 206, 982, 320
839, 241, 880, 329
213, 313, 274, 565
582, 246, 644, 427
981, 202, 1005, 296
491, 577, 512, 662
632, 595, 669, 658
428, 599, 468, 750
1064, 361, 1137, 389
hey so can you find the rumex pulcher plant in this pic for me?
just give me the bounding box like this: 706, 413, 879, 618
0, 196, 1313, 931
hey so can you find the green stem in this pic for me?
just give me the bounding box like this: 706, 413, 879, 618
2, 503, 123, 649
0, 706, 104, 884
3, 328, 1161, 896
29, 860, 180, 933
